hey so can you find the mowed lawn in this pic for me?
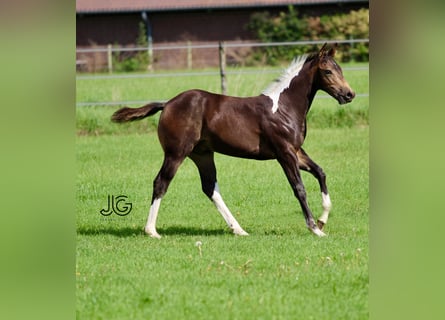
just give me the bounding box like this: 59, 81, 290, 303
76, 126, 368, 319
76, 62, 368, 319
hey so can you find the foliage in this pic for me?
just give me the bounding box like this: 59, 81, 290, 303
247, 6, 307, 65
247, 7, 369, 64
112, 22, 150, 72
307, 8, 369, 62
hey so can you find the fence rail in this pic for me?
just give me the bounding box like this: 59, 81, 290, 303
76, 66, 368, 81
76, 38, 369, 73
76, 39, 369, 107
76, 39, 369, 54
76, 93, 369, 108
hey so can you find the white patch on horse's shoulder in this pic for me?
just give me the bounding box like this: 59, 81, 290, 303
263, 91, 281, 114
262, 54, 308, 113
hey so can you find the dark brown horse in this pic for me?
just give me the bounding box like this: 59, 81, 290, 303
112, 43, 355, 238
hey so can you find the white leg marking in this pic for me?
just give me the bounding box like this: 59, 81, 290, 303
212, 183, 248, 236
144, 198, 162, 238
310, 227, 326, 237
318, 192, 332, 225
264, 93, 281, 113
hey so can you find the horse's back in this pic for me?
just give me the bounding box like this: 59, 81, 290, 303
162, 89, 276, 159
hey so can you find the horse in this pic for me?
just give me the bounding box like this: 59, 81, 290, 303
111, 43, 355, 238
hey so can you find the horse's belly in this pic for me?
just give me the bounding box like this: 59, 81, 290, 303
209, 135, 275, 160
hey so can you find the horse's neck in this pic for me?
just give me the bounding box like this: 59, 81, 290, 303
281, 67, 318, 118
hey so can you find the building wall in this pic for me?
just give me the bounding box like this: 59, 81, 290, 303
77, 13, 141, 46
76, 9, 257, 46
76, 4, 368, 71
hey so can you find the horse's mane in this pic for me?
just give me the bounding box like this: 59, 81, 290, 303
262, 53, 317, 113
262, 55, 308, 98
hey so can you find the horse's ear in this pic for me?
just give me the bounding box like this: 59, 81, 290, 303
318, 43, 328, 58
327, 43, 337, 57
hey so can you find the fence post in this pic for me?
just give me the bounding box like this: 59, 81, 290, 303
107, 44, 113, 73
187, 41, 192, 69
219, 41, 227, 95
148, 43, 153, 72
349, 35, 354, 61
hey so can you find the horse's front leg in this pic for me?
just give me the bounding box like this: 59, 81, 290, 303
189, 152, 249, 236
277, 147, 326, 237
297, 148, 331, 230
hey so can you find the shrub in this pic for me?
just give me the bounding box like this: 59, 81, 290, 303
247, 7, 369, 64
112, 22, 150, 72
247, 6, 308, 64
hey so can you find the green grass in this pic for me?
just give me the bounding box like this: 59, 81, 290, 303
76, 127, 368, 319
76, 64, 368, 102
76, 63, 368, 318
76, 63, 368, 135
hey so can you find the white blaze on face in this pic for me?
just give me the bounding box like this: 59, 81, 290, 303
262, 54, 308, 113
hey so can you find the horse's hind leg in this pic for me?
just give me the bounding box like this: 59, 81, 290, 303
276, 145, 326, 237
297, 148, 331, 230
144, 155, 185, 238
189, 152, 248, 236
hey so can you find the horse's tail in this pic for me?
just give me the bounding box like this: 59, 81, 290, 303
111, 102, 164, 123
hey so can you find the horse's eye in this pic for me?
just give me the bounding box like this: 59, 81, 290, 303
324, 70, 332, 75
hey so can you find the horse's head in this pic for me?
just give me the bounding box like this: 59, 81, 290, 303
315, 43, 355, 105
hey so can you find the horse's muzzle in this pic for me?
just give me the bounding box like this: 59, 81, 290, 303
338, 90, 355, 105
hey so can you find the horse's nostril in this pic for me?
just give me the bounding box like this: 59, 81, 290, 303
347, 91, 355, 99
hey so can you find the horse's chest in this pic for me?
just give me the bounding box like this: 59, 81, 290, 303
269, 117, 305, 147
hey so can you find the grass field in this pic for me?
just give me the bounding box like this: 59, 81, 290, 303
76, 64, 368, 319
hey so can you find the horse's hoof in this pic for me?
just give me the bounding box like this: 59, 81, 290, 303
144, 228, 161, 239
316, 219, 325, 230
233, 229, 249, 236
310, 227, 326, 237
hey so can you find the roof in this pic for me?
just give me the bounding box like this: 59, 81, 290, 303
77, 0, 367, 14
